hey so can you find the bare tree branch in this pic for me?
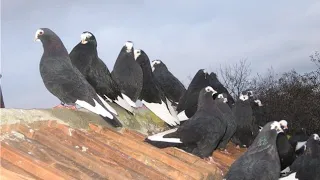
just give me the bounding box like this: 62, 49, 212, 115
219, 59, 252, 99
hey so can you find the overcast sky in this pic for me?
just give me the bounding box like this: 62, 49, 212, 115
1, 0, 320, 109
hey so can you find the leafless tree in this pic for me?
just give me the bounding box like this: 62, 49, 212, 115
310, 51, 320, 68
219, 59, 252, 99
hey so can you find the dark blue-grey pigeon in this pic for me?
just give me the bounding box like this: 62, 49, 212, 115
35, 28, 122, 127
231, 91, 256, 148
215, 93, 237, 153
69, 31, 134, 114
151, 60, 186, 106
176, 69, 210, 121
280, 134, 320, 180
224, 121, 284, 180
146, 86, 227, 162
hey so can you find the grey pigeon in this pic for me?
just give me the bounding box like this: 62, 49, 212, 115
215, 93, 237, 152
69, 31, 133, 113
281, 134, 320, 180
111, 41, 143, 107
151, 60, 186, 106
35, 28, 122, 127
146, 86, 227, 160
224, 121, 283, 180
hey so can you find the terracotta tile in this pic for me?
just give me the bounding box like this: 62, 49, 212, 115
1, 158, 39, 179
1, 142, 74, 180
0, 166, 36, 180
0, 121, 243, 180
43, 125, 170, 180
89, 124, 210, 180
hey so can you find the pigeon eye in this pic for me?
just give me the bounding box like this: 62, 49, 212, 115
39, 31, 44, 35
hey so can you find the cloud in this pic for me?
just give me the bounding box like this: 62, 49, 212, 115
1, 1, 320, 108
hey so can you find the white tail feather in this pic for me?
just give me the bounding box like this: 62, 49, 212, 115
281, 167, 291, 174
97, 94, 118, 115
147, 128, 182, 143
142, 100, 180, 126
166, 98, 178, 119
279, 172, 298, 180
114, 95, 134, 113
103, 95, 113, 102
122, 93, 138, 108
75, 99, 113, 119
177, 110, 189, 121
295, 141, 307, 151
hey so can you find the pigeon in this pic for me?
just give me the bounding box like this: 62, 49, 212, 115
289, 128, 309, 156
135, 49, 179, 126
215, 93, 237, 153
280, 134, 320, 180
69, 31, 133, 113
151, 60, 186, 106
209, 72, 235, 107
276, 120, 296, 172
224, 121, 284, 180
34, 28, 122, 127
111, 41, 143, 107
231, 91, 256, 148
250, 99, 268, 128
146, 86, 227, 162
176, 69, 210, 121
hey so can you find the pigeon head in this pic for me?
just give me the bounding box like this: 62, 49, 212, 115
239, 94, 249, 101
304, 134, 320, 154
80, 31, 96, 45
34, 28, 57, 42
151, 60, 164, 71
217, 93, 228, 103
197, 86, 217, 110
313, 134, 320, 141
124, 41, 134, 53
134, 49, 142, 60
254, 99, 263, 106
205, 86, 218, 96
200, 69, 209, 79
248, 121, 283, 151
270, 121, 284, 134
135, 49, 149, 67
279, 120, 288, 130
34, 28, 68, 55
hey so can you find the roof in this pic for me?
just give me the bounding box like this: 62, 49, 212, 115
0, 120, 245, 180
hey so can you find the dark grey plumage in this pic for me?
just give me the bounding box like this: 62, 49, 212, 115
135, 49, 179, 126
288, 134, 320, 180
225, 121, 283, 180
249, 98, 268, 130
209, 72, 235, 107
151, 60, 186, 105
35, 28, 122, 127
176, 69, 210, 120
231, 92, 256, 148
277, 132, 296, 171
69, 31, 133, 113
215, 93, 237, 150
111, 41, 143, 104
146, 86, 227, 158
289, 128, 309, 156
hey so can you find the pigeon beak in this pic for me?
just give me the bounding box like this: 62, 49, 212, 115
34, 36, 40, 42
283, 126, 288, 130
80, 34, 88, 44
81, 40, 87, 44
